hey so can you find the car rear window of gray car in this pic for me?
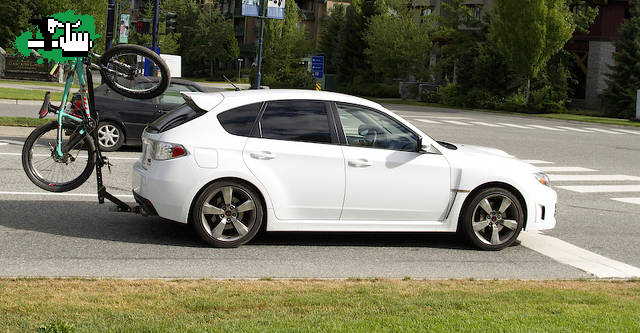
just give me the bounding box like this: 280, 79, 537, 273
217, 102, 262, 136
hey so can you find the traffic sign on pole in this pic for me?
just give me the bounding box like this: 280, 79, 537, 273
311, 56, 324, 79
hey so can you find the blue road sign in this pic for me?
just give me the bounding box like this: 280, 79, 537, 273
311, 56, 324, 79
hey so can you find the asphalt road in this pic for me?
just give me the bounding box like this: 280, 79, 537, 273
1, 102, 639, 279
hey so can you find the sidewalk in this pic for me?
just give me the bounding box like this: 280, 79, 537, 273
0, 125, 34, 137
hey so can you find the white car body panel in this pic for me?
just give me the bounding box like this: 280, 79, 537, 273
132, 89, 556, 235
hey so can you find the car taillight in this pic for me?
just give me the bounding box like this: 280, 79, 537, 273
152, 141, 188, 160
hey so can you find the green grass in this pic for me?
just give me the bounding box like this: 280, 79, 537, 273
0, 116, 50, 127
0, 88, 64, 101
0, 279, 638, 332
0, 79, 68, 87
369, 98, 640, 128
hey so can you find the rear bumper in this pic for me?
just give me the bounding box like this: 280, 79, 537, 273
132, 190, 158, 216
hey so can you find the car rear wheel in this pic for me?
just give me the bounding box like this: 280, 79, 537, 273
461, 187, 524, 251
97, 122, 124, 152
191, 181, 263, 248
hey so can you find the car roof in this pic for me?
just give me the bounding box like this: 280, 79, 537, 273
183, 89, 384, 113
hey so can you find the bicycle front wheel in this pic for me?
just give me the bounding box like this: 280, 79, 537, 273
22, 122, 96, 192
99, 44, 170, 99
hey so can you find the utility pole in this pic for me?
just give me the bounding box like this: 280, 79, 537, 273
105, 0, 117, 50
152, 0, 160, 54
636, 89, 640, 120
254, 0, 266, 89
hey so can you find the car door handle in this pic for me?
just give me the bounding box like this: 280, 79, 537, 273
348, 159, 372, 168
250, 151, 276, 160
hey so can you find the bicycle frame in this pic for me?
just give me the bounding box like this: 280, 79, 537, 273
53, 57, 91, 158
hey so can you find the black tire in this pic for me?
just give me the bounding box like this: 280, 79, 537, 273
96, 121, 125, 152
99, 44, 170, 99
460, 187, 524, 251
191, 181, 264, 248
22, 121, 96, 193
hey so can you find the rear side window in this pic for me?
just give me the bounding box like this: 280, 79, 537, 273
259, 101, 332, 144
217, 102, 262, 136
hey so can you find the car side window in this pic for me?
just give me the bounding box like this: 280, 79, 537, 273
259, 101, 332, 144
123, 82, 154, 103
217, 103, 262, 136
159, 83, 192, 106
336, 103, 419, 152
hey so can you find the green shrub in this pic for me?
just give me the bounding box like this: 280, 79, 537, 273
439, 83, 464, 107
342, 82, 400, 98
420, 89, 441, 103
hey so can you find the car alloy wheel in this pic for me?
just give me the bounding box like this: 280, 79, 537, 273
192, 181, 263, 248
97, 122, 124, 151
462, 188, 523, 251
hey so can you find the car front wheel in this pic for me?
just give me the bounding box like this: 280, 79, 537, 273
191, 181, 263, 248
461, 187, 524, 251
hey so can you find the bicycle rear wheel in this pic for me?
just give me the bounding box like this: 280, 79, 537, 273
99, 44, 170, 100
22, 122, 96, 192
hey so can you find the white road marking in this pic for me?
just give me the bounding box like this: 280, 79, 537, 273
0, 152, 138, 160
522, 160, 554, 164
0, 191, 133, 198
555, 126, 593, 133
519, 231, 640, 278
414, 118, 442, 124
549, 174, 640, 182
612, 197, 640, 205
527, 124, 565, 131
497, 123, 531, 129
0, 143, 7, 146
611, 128, 640, 135
556, 185, 640, 193
441, 120, 471, 126
584, 127, 624, 135
537, 166, 597, 172
0, 139, 25, 145
470, 121, 502, 128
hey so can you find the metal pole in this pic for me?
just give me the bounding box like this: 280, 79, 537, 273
636, 89, 640, 120
105, 0, 117, 50
152, 0, 160, 54
255, 0, 266, 89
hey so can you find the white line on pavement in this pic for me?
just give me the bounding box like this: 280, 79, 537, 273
470, 121, 502, 128
537, 166, 597, 172
441, 120, 471, 126
584, 127, 624, 134
0, 191, 133, 198
610, 128, 640, 135
0, 139, 25, 145
556, 185, 640, 193
522, 160, 554, 164
414, 118, 442, 124
497, 123, 531, 129
612, 197, 640, 205
0, 143, 7, 146
527, 125, 565, 131
555, 126, 593, 133
0, 152, 139, 160
549, 174, 640, 182
519, 231, 640, 278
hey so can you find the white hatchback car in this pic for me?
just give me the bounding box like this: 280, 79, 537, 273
132, 89, 556, 250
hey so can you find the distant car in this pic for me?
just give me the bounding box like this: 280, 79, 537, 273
132, 89, 557, 250
72, 78, 206, 151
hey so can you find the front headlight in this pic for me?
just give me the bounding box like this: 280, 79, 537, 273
534, 172, 550, 187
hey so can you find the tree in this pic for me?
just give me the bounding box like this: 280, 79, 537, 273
258, 1, 314, 89
602, 2, 640, 119
490, 0, 575, 103
363, 10, 432, 80
319, 4, 346, 74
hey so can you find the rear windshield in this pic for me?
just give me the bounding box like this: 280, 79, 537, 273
147, 101, 206, 133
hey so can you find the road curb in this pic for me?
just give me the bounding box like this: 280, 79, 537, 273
0, 99, 42, 106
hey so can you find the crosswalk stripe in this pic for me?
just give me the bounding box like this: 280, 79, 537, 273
537, 166, 597, 172
612, 197, 640, 205
556, 185, 640, 193
527, 125, 565, 131
522, 160, 554, 164
470, 121, 502, 128
584, 127, 624, 134
441, 120, 471, 126
611, 128, 640, 135
414, 118, 442, 124
0, 143, 7, 146
497, 123, 531, 129
549, 174, 640, 182
555, 126, 593, 133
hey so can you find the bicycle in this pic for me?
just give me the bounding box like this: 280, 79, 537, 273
21, 44, 171, 210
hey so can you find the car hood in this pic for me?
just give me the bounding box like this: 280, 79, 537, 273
449, 143, 514, 159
